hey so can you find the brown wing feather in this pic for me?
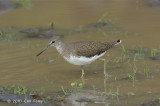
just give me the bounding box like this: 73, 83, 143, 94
71, 41, 117, 57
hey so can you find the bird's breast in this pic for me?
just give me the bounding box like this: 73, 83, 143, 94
63, 52, 106, 66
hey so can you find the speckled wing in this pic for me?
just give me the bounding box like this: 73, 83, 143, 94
72, 41, 117, 57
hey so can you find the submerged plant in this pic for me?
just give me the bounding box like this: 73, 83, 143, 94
61, 86, 67, 96
121, 44, 127, 54
144, 67, 150, 78
109, 86, 120, 99
77, 25, 83, 32
136, 46, 143, 55
97, 13, 108, 23
133, 55, 137, 65
61, 86, 72, 97
100, 92, 105, 99
128, 67, 137, 82
92, 85, 97, 95
151, 49, 157, 57
0, 31, 3, 35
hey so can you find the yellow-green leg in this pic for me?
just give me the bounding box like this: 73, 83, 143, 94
100, 58, 111, 78
80, 65, 86, 87
104, 76, 107, 93
81, 65, 85, 78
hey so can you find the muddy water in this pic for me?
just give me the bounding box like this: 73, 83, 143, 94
0, 0, 160, 105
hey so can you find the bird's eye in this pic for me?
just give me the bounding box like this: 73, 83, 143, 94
52, 41, 55, 43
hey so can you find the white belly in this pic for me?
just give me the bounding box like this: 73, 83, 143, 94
63, 52, 106, 66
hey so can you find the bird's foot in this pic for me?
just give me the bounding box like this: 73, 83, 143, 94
81, 69, 85, 78
81, 75, 83, 79
81, 73, 84, 79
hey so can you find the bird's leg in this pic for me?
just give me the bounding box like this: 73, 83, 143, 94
80, 65, 86, 87
104, 76, 107, 93
99, 58, 112, 78
81, 65, 85, 78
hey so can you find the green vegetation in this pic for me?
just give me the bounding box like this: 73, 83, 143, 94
109, 86, 120, 99
16, 0, 33, 8
143, 67, 150, 78
0, 31, 13, 41
97, 12, 114, 24
57, 81, 84, 98
61, 86, 67, 96
151, 49, 157, 57
14, 86, 27, 95
121, 44, 128, 54
128, 67, 137, 82
98, 13, 108, 23
0, 85, 45, 96
71, 81, 83, 88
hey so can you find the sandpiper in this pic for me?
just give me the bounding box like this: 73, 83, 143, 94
37, 36, 122, 78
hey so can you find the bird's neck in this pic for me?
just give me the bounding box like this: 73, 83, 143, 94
55, 40, 67, 56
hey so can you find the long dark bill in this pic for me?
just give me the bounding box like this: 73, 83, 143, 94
36, 43, 52, 56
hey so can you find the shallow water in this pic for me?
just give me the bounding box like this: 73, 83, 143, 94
0, 0, 160, 105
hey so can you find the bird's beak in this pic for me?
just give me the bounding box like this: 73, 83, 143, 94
36, 43, 52, 56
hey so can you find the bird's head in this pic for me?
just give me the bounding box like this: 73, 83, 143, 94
36, 35, 62, 56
